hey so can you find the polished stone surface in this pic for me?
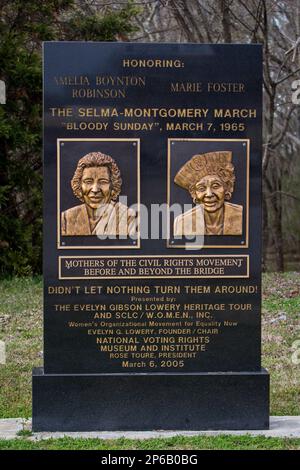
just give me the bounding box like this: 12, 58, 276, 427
32, 367, 269, 431
43, 43, 263, 375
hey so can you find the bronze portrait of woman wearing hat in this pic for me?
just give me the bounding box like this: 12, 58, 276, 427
173, 151, 243, 236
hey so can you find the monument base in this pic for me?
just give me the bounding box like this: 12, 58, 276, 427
32, 367, 269, 431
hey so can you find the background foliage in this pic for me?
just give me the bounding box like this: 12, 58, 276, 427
0, 0, 137, 277
0, 0, 299, 276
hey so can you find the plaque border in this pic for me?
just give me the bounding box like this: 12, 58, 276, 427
57, 138, 141, 250
58, 254, 249, 280
167, 138, 250, 249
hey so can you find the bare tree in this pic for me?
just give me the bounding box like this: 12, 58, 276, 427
75, 0, 300, 271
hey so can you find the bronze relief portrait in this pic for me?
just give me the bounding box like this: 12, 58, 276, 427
61, 151, 137, 238
173, 151, 243, 237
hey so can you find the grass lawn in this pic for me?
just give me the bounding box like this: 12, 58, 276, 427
0, 272, 299, 450
0, 435, 300, 450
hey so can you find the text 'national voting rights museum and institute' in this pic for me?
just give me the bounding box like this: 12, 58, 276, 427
32, 42, 269, 431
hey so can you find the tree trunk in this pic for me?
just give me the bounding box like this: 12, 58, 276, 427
219, 0, 232, 43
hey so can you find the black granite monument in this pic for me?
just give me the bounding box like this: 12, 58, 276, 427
32, 42, 269, 431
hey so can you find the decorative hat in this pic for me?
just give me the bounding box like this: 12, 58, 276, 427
174, 151, 233, 190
